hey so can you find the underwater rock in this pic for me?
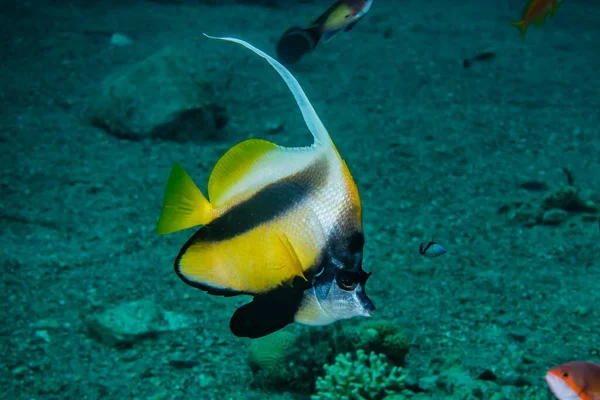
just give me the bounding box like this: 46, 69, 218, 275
109, 33, 133, 47
500, 186, 599, 227
196, 0, 283, 6
168, 358, 199, 369
87, 297, 196, 347
541, 208, 568, 225
265, 120, 284, 135
233, 0, 281, 6
437, 362, 502, 400
418, 375, 438, 392
499, 200, 542, 227
543, 186, 599, 213
87, 47, 227, 142
156, 0, 284, 7
518, 180, 548, 192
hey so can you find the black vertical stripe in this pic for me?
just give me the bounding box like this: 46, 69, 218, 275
183, 156, 329, 244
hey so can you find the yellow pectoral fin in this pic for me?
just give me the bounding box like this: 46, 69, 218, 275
207, 138, 279, 206
276, 233, 308, 285
156, 163, 215, 235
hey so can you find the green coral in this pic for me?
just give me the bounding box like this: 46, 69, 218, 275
247, 329, 326, 392
245, 321, 410, 394
339, 320, 410, 365
311, 350, 409, 400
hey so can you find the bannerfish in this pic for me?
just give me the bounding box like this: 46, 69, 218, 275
546, 361, 600, 400
510, 0, 563, 39
276, 0, 373, 65
155, 35, 374, 339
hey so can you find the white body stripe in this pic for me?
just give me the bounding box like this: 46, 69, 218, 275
204, 34, 357, 238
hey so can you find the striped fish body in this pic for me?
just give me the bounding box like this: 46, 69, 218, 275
156, 36, 374, 338
173, 142, 361, 297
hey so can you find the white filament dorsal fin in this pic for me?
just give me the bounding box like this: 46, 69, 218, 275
203, 34, 332, 148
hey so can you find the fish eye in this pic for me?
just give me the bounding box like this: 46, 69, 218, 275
337, 272, 358, 291
562, 372, 569, 378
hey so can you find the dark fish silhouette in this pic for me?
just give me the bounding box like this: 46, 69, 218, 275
276, 0, 373, 65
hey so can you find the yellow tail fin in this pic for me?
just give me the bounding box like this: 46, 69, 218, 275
156, 163, 215, 235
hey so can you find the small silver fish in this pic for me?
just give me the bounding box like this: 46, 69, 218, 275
419, 241, 447, 258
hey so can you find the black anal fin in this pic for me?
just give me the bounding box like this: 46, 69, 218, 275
229, 280, 307, 338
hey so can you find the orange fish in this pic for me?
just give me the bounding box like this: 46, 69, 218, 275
510, 0, 563, 39
546, 361, 600, 400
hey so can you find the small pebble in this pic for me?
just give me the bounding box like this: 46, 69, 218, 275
168, 359, 199, 369
110, 33, 133, 47
35, 330, 51, 343
508, 330, 527, 343
147, 392, 169, 400
198, 374, 216, 388
12, 365, 28, 375
573, 305, 591, 316
30, 318, 61, 330
265, 121, 283, 135
418, 375, 438, 391
541, 208, 568, 225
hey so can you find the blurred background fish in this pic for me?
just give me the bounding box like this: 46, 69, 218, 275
546, 361, 600, 400
156, 35, 374, 339
510, 0, 563, 39
276, 0, 373, 65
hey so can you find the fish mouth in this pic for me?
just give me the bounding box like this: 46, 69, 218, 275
358, 287, 375, 315
309, 264, 376, 321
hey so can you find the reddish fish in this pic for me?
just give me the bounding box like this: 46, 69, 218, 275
510, 0, 563, 39
546, 361, 600, 400
276, 0, 373, 65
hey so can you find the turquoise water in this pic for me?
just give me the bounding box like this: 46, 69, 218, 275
1, 0, 599, 399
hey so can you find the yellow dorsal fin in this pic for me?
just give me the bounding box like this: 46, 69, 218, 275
207, 138, 279, 205
341, 158, 362, 222
276, 233, 308, 286
156, 163, 215, 235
